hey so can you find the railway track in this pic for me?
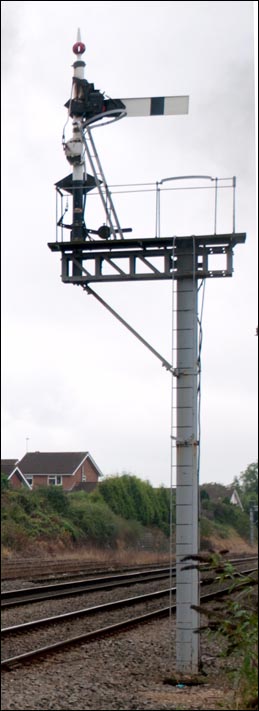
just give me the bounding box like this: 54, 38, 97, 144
2, 570, 257, 670
1, 554, 257, 582
2, 586, 173, 637
1, 566, 174, 607
1, 557, 257, 609
1, 558, 169, 581
2, 567, 257, 637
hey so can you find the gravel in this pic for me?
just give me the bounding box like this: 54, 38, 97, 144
2, 565, 255, 710
1, 580, 236, 711
1, 615, 233, 711
1, 578, 172, 625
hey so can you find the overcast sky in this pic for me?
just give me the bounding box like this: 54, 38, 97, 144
1, 1, 258, 488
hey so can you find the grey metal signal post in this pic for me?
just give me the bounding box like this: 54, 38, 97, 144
174, 248, 199, 672
49, 32, 246, 676
49, 231, 246, 675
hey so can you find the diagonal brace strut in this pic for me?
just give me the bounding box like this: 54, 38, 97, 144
83, 285, 178, 376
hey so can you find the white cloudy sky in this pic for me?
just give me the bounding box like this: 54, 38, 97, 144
1, 1, 258, 488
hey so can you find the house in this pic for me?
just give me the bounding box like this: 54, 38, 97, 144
1, 459, 28, 490
8, 451, 102, 491
230, 488, 244, 510
1, 459, 19, 477
200, 483, 245, 511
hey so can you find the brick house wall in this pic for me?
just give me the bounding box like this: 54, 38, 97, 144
7, 471, 25, 489
28, 475, 49, 489
59, 460, 99, 490
13, 459, 98, 490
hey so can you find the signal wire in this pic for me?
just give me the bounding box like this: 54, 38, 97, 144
197, 279, 206, 487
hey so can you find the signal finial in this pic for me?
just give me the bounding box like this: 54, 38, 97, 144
73, 28, 86, 55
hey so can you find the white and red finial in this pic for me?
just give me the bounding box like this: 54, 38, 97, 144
73, 28, 85, 55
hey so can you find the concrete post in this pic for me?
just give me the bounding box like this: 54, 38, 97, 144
175, 248, 200, 674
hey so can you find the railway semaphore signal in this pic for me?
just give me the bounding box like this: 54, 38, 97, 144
49, 30, 246, 676
59, 29, 189, 245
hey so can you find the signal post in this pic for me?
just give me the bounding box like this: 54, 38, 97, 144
49, 31, 246, 675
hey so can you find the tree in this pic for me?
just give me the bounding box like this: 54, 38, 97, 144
239, 462, 258, 494
200, 488, 210, 501
232, 462, 258, 515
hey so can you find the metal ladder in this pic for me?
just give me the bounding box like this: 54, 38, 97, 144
81, 126, 125, 240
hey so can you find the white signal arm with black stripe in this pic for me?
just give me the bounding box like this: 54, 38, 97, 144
119, 95, 189, 117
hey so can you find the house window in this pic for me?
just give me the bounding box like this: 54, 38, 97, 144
48, 476, 62, 486
26, 476, 33, 487
82, 466, 86, 482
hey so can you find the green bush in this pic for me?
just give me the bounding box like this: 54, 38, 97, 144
194, 553, 258, 710
16, 491, 35, 515
1, 469, 255, 553
201, 498, 251, 540
114, 516, 147, 548
69, 495, 119, 546
37, 486, 69, 515
98, 474, 171, 533
1, 519, 29, 550
200, 488, 210, 501
200, 516, 214, 537
1, 473, 10, 492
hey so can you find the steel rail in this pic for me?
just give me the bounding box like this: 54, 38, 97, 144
2, 576, 257, 670
2, 567, 257, 638
1, 586, 175, 636
1, 560, 170, 582
1, 567, 174, 608
2, 556, 256, 580
2, 558, 257, 608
